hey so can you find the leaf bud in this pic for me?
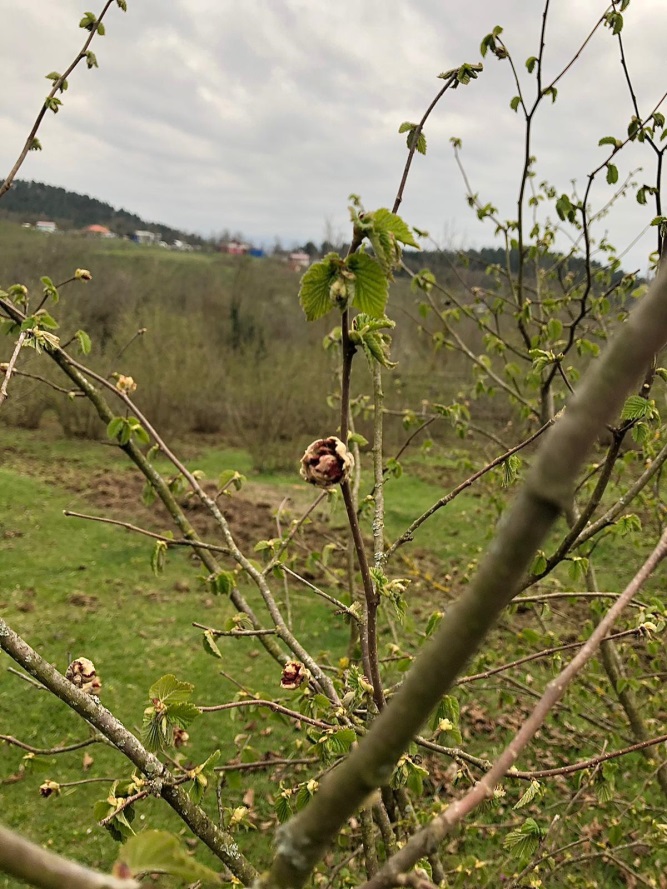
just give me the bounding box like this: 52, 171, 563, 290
75, 268, 92, 281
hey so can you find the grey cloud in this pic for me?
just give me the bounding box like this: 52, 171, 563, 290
0, 1, 666, 266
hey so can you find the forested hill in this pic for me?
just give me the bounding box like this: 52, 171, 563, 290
0, 179, 203, 245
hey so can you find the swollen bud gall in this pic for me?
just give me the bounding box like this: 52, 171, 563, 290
65, 657, 101, 694
280, 661, 309, 689
300, 436, 354, 488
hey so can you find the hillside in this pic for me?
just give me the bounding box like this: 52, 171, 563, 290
0, 179, 204, 246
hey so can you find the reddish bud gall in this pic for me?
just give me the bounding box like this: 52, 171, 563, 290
39, 780, 61, 798
173, 727, 190, 748
280, 660, 309, 690
65, 657, 101, 695
300, 436, 354, 488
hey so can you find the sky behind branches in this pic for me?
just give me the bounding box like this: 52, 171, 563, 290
1, 1, 666, 271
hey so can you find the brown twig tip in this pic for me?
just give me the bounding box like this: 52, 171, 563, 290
300, 436, 354, 488
65, 657, 101, 695
280, 661, 310, 690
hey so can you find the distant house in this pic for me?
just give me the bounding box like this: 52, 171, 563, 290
35, 220, 57, 233
288, 251, 310, 272
84, 224, 113, 238
220, 240, 250, 256
132, 230, 160, 245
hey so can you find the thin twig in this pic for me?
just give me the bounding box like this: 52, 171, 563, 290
0, 1, 118, 199
199, 699, 335, 731
0, 331, 27, 407
0, 735, 102, 756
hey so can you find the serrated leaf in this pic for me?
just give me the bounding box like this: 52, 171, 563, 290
372, 208, 419, 248
326, 728, 356, 755
503, 818, 544, 859
202, 630, 223, 659
345, 252, 388, 318
298, 255, 340, 321
620, 395, 651, 420
166, 701, 200, 729
275, 794, 293, 824
212, 570, 235, 596
514, 779, 542, 810
149, 674, 194, 705
141, 713, 166, 753
113, 830, 220, 884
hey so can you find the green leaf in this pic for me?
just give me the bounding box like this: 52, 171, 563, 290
106, 417, 127, 443
116, 0, 127, 9
503, 818, 544, 859
79, 12, 97, 30
514, 779, 543, 810
620, 395, 651, 420
218, 468, 245, 492
346, 252, 388, 318
202, 630, 222, 659
74, 329, 92, 355
275, 793, 293, 824
372, 208, 419, 248
348, 431, 368, 447
212, 570, 235, 596
298, 254, 340, 321
166, 701, 201, 729
113, 831, 221, 884
327, 728, 356, 755
525, 56, 538, 73
149, 675, 194, 706
510, 95, 521, 112
606, 163, 619, 185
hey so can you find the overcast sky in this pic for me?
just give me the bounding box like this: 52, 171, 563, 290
1, 1, 666, 271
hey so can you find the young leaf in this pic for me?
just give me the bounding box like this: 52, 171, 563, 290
620, 394, 651, 421
346, 253, 388, 318
149, 674, 194, 706
514, 779, 543, 810
202, 630, 223, 659
74, 329, 92, 355
212, 570, 235, 596
372, 208, 420, 248
113, 830, 221, 884
166, 701, 200, 729
299, 255, 340, 321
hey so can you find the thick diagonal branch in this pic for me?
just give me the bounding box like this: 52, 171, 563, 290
260, 259, 667, 889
